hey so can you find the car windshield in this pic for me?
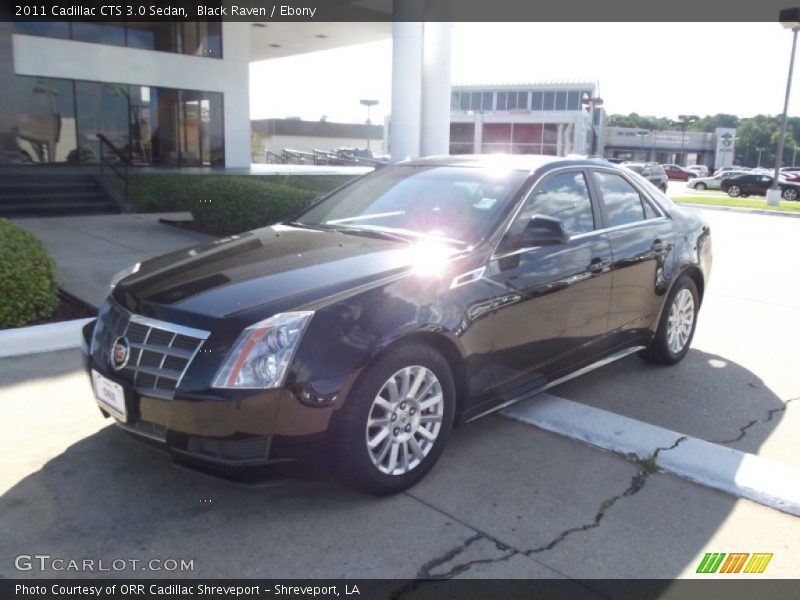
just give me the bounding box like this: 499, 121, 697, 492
625, 165, 644, 174
294, 165, 528, 246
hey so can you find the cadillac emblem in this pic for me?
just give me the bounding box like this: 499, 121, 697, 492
110, 336, 130, 371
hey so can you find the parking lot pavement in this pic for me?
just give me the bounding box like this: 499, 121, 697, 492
1, 347, 799, 580
549, 209, 800, 469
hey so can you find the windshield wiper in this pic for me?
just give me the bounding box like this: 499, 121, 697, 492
325, 226, 413, 244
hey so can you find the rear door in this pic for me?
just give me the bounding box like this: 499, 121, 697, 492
588, 168, 676, 344
484, 168, 613, 402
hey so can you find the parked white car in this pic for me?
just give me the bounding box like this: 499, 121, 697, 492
686, 165, 709, 177
687, 171, 750, 190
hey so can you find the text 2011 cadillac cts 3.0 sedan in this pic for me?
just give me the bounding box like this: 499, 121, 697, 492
83, 155, 712, 495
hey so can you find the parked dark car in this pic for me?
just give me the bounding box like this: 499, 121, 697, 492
622, 161, 669, 192
721, 173, 800, 200
662, 164, 697, 181
83, 155, 712, 494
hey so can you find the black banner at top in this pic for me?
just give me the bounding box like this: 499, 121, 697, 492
2, 0, 799, 22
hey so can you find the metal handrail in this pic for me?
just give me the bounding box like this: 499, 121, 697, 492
97, 133, 129, 206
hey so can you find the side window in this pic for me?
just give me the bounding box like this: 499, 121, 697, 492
512, 171, 595, 237
594, 171, 651, 227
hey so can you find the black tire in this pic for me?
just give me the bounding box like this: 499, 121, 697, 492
333, 343, 455, 495
639, 275, 700, 366
660, 184, 668, 193
782, 187, 799, 201
727, 185, 741, 197
695, 182, 706, 190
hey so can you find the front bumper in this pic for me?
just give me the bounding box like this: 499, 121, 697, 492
81, 321, 343, 481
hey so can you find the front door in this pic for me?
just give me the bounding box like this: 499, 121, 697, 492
485, 169, 613, 402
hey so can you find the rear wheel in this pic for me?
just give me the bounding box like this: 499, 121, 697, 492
782, 187, 799, 201
727, 185, 741, 197
333, 343, 455, 495
694, 182, 706, 190
639, 275, 699, 365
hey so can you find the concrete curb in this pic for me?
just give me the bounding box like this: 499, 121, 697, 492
502, 393, 800, 517
0, 318, 94, 358
676, 202, 800, 219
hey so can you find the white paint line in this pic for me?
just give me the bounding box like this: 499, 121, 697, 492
502, 393, 800, 517
0, 318, 94, 358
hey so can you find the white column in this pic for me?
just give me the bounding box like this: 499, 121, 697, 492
390, 22, 423, 161
420, 22, 452, 157
473, 115, 483, 153
221, 22, 251, 168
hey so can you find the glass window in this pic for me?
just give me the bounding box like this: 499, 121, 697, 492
555, 92, 567, 111
642, 199, 659, 219
179, 22, 222, 58
450, 92, 460, 110
531, 91, 544, 111
74, 81, 129, 164
0, 75, 77, 164
71, 22, 126, 46
126, 23, 178, 53
482, 92, 493, 111
513, 171, 595, 236
567, 91, 580, 110
496, 92, 507, 111
13, 22, 70, 39
469, 92, 483, 111
512, 123, 542, 144
594, 171, 647, 228
517, 91, 529, 110
483, 123, 512, 144
543, 124, 559, 145
543, 91, 556, 111
506, 92, 518, 110
459, 92, 470, 111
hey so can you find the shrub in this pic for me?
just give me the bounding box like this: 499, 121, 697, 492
125, 174, 354, 215
189, 178, 318, 236
0, 219, 58, 328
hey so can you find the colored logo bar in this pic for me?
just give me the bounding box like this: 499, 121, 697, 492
696, 553, 773, 574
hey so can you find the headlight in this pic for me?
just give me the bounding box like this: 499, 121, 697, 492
110, 262, 140, 290
211, 312, 314, 389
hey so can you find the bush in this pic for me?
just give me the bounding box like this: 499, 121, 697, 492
0, 219, 58, 328
189, 178, 319, 236
125, 174, 354, 215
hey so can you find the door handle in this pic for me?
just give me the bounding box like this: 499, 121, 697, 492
652, 240, 665, 253
587, 257, 605, 274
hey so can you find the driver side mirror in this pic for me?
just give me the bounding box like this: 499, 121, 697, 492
499, 215, 570, 253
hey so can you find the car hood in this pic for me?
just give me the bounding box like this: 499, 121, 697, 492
112, 224, 431, 320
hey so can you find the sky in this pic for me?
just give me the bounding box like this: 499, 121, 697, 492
250, 22, 800, 124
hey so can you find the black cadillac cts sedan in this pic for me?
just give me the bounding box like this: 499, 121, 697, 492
83, 155, 712, 494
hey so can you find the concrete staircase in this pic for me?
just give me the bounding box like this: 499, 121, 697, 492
0, 172, 121, 217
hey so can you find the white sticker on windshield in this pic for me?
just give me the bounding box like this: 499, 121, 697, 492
475, 197, 498, 210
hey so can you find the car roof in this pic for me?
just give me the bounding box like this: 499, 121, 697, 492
397, 154, 612, 173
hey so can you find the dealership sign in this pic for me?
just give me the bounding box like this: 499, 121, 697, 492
714, 127, 736, 169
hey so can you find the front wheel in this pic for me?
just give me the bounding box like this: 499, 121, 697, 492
782, 187, 799, 201
727, 185, 741, 197
639, 275, 699, 365
333, 343, 455, 495
694, 182, 706, 190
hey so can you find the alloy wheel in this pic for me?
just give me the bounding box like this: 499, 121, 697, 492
365, 366, 444, 476
783, 188, 798, 200
728, 185, 741, 197
667, 288, 695, 354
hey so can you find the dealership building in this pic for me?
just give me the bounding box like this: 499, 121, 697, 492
0, 13, 454, 170
448, 82, 605, 157
603, 126, 737, 170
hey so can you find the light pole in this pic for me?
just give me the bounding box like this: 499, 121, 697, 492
677, 114, 699, 166
757, 146, 765, 168
581, 93, 604, 157
360, 99, 379, 151
769, 9, 800, 206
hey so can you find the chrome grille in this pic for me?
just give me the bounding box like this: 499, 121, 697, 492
91, 299, 210, 399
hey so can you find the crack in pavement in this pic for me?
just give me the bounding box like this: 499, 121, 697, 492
525, 436, 687, 555
395, 437, 688, 592
711, 396, 798, 444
